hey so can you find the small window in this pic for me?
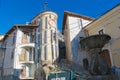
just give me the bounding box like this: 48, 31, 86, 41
23, 33, 27, 39
34, 20, 37, 25
98, 29, 104, 35
38, 27, 40, 32
11, 49, 14, 59
51, 30, 53, 43
45, 17, 48, 29
51, 45, 54, 59
44, 30, 47, 43
13, 32, 16, 44
49, 14, 51, 18
44, 46, 48, 60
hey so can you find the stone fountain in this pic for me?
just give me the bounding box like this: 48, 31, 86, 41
80, 34, 117, 80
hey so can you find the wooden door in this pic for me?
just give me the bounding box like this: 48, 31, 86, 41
101, 49, 111, 67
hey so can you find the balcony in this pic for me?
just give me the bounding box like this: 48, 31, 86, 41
19, 64, 35, 80
19, 61, 34, 65
19, 77, 34, 80
19, 48, 34, 65
19, 43, 35, 48
19, 48, 35, 80
20, 33, 35, 48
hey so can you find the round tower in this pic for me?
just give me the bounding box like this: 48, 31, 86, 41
39, 11, 58, 66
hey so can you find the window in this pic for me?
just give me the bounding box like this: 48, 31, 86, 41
22, 32, 28, 43
38, 34, 40, 45
40, 19, 43, 28
53, 32, 56, 41
98, 29, 104, 35
30, 31, 34, 43
49, 14, 51, 18
44, 30, 47, 43
51, 30, 53, 43
38, 27, 40, 32
51, 45, 54, 59
34, 20, 37, 25
13, 32, 16, 44
29, 48, 33, 61
11, 48, 14, 59
44, 46, 48, 60
37, 48, 41, 62
23, 33, 27, 39
0, 49, 4, 59
45, 17, 48, 29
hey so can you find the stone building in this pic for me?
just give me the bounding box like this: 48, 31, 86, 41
62, 11, 93, 67
84, 4, 120, 67
62, 4, 120, 74
31, 11, 59, 66
1, 25, 38, 80
0, 10, 60, 80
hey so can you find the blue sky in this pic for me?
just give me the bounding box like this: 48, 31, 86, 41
0, 0, 120, 34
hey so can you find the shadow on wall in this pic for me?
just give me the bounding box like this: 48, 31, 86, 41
3, 69, 21, 80
34, 63, 46, 80
70, 29, 90, 67
58, 40, 66, 61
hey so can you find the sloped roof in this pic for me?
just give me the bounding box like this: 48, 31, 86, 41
84, 3, 120, 29
62, 11, 94, 34
0, 24, 38, 41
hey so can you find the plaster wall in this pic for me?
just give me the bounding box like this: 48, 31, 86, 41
31, 11, 58, 65
85, 5, 120, 67
64, 16, 92, 66
3, 30, 16, 76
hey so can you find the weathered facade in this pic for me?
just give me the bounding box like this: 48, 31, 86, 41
62, 11, 93, 67
0, 10, 59, 80
84, 4, 120, 67
31, 11, 59, 66
62, 4, 120, 70
1, 25, 38, 80
1, 3, 120, 80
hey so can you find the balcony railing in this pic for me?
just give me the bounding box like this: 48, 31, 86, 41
19, 77, 34, 80
20, 61, 34, 65
19, 43, 35, 48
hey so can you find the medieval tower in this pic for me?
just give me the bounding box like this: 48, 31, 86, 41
31, 11, 58, 66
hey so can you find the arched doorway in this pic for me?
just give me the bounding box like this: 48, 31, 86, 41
83, 58, 89, 70
101, 49, 111, 67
